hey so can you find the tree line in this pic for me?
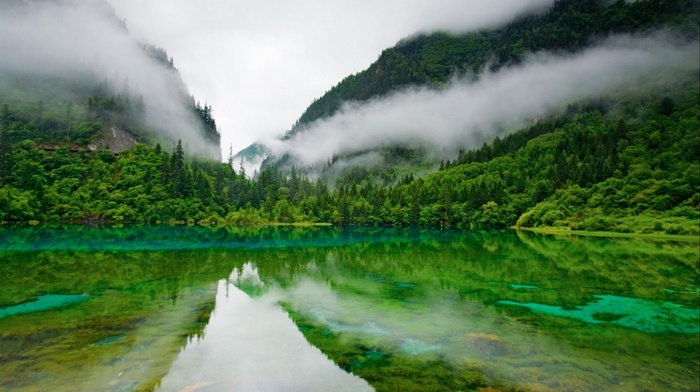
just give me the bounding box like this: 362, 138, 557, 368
1, 79, 697, 236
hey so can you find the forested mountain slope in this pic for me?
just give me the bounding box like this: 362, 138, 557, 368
0, 0, 221, 160
289, 0, 698, 136
0, 0, 697, 236
2, 76, 697, 236
237, 0, 699, 177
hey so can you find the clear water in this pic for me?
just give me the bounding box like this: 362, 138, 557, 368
498, 294, 699, 334
0, 294, 89, 319
0, 226, 697, 391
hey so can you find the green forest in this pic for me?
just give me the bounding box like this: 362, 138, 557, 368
1, 78, 697, 236
286, 0, 699, 137
0, 0, 698, 237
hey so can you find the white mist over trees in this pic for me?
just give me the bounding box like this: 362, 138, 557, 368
110, 0, 557, 155
0, 0, 220, 159
263, 34, 699, 168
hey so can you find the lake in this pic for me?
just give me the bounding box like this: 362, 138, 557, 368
0, 226, 698, 391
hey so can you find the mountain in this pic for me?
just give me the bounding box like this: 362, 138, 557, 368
236, 0, 698, 181
0, 0, 697, 234
0, 0, 221, 160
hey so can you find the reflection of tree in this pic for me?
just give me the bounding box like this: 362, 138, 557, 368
516, 231, 700, 306
244, 229, 699, 309
0, 230, 240, 390
0, 226, 698, 390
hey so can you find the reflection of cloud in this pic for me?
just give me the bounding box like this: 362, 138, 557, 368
229, 262, 267, 296
274, 275, 653, 389
266, 34, 699, 167
0, 0, 219, 158
157, 280, 372, 391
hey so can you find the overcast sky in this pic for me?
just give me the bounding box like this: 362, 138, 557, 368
109, 0, 553, 158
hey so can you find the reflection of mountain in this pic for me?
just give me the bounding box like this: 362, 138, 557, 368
1, 226, 698, 391
250, 233, 699, 391
0, 235, 235, 391
236, 230, 699, 307
157, 279, 371, 391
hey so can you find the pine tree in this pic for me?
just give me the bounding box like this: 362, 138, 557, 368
0, 105, 10, 186
170, 140, 186, 198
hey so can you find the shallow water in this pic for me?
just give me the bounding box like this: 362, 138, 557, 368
0, 226, 698, 391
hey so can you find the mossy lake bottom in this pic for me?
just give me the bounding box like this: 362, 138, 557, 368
0, 226, 698, 391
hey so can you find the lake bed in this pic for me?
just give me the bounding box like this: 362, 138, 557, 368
0, 226, 698, 391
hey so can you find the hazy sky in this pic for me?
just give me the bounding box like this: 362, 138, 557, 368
109, 0, 554, 157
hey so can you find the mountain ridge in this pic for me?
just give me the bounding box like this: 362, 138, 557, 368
236, 0, 698, 177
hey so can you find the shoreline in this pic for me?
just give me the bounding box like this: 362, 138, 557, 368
515, 226, 699, 242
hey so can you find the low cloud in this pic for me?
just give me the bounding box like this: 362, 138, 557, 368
266, 34, 699, 167
0, 0, 219, 158
402, 0, 554, 34
111, 0, 556, 155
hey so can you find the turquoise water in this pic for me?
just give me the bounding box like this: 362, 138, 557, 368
0, 294, 89, 319
0, 226, 697, 391
498, 294, 700, 334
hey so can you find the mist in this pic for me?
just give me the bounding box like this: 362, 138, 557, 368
265, 33, 699, 168
111, 0, 556, 155
0, 0, 220, 159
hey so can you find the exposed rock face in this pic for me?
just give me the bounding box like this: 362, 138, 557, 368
89, 126, 138, 154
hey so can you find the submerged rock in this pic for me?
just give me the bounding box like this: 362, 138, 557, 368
467, 333, 507, 355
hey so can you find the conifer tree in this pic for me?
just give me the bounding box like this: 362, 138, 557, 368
0, 105, 10, 186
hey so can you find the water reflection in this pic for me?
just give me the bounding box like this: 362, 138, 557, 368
274, 271, 699, 390
241, 236, 699, 391
0, 226, 697, 391
0, 282, 219, 392
499, 294, 700, 334
157, 268, 371, 392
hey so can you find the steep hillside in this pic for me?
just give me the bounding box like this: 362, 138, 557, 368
0, 0, 221, 160
237, 0, 698, 178
289, 0, 697, 136
247, 77, 700, 235
0, 0, 697, 234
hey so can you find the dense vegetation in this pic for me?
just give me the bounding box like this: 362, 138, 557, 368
0, 0, 697, 236
285, 0, 699, 137
244, 0, 699, 191
1, 77, 697, 236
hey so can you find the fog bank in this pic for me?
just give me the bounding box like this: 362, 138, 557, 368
265, 34, 699, 167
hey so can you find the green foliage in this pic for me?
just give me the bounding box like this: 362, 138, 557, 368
286, 0, 699, 136
1, 1, 698, 235
1, 80, 698, 235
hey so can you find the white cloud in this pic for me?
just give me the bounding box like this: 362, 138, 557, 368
108, 0, 556, 157
270, 34, 699, 166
